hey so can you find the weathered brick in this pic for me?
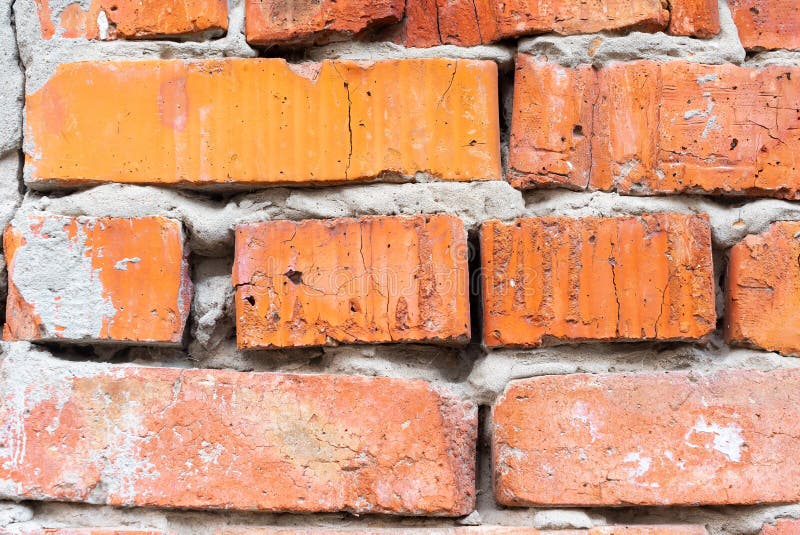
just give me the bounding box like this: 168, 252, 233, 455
233, 214, 470, 349
726, 221, 800, 356
668, 0, 720, 37
246, 0, 404, 46
397, 0, 672, 47
509, 57, 800, 199
480, 214, 715, 348
18, 531, 163, 535
33, 0, 227, 40
729, 0, 800, 50
0, 353, 476, 514
761, 520, 800, 535
25, 59, 501, 187
3, 215, 191, 345
215, 527, 706, 535
493, 369, 800, 506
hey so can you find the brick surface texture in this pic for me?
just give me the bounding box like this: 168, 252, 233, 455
480, 214, 716, 347
493, 369, 800, 506
234, 214, 470, 349
4, 0, 800, 531
0, 354, 476, 514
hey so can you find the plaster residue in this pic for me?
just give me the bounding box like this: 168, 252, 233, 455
10, 216, 116, 339
685, 416, 745, 463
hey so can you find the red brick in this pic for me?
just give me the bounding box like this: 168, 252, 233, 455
493, 369, 800, 506
33, 0, 227, 40
3, 215, 191, 345
0, 357, 476, 515
25, 59, 501, 188
729, 0, 800, 50
761, 520, 800, 535
509, 57, 800, 199
233, 214, 470, 349
397, 0, 672, 47
726, 221, 800, 356
246, 0, 404, 46
668, 0, 720, 37
480, 214, 715, 348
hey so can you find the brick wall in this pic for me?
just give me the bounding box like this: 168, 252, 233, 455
1, 0, 800, 533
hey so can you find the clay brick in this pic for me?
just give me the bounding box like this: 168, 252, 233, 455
3, 215, 191, 345
509, 57, 800, 199
25, 59, 501, 188
20, 531, 163, 535
233, 214, 470, 349
668, 0, 720, 37
726, 221, 800, 356
493, 369, 800, 506
33, 0, 227, 40
215, 528, 705, 535
397, 0, 671, 47
729, 0, 800, 50
480, 214, 715, 348
0, 355, 476, 514
761, 520, 800, 535
246, 0, 404, 46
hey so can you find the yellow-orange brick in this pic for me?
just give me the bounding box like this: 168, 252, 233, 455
493, 369, 800, 506
25, 59, 501, 187
3, 215, 191, 345
480, 214, 715, 348
34, 0, 227, 40
233, 215, 470, 349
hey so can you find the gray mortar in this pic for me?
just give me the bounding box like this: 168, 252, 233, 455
518, 0, 745, 66
0, 0, 23, 156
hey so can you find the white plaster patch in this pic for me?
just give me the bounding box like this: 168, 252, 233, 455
570, 400, 603, 443
114, 257, 140, 271
96, 10, 109, 40
622, 451, 652, 478
685, 416, 745, 462
9, 216, 116, 339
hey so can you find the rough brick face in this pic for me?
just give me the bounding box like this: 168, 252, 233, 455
3, 215, 191, 345
215, 528, 706, 535
480, 214, 715, 348
729, 0, 800, 50
0, 353, 476, 515
761, 520, 800, 535
726, 221, 800, 356
21, 531, 163, 535
34, 0, 228, 40
668, 0, 720, 37
245, 0, 404, 46
233, 214, 470, 349
25, 59, 501, 187
397, 0, 671, 47
493, 369, 800, 507
510, 57, 800, 199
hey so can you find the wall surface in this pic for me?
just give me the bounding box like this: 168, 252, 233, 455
1, 0, 800, 534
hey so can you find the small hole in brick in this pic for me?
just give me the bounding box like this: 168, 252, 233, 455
730, 138, 738, 150
244, 295, 256, 306
572, 125, 584, 137
285, 270, 303, 285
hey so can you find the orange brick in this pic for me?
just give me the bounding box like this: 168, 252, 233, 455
726, 221, 800, 356
729, 0, 800, 50
0, 357, 476, 514
33, 0, 227, 40
480, 214, 715, 348
215, 528, 705, 535
246, 0, 404, 46
493, 369, 800, 506
668, 0, 720, 37
233, 214, 470, 349
509, 57, 800, 199
761, 520, 800, 535
3, 215, 191, 345
20, 531, 164, 535
25, 59, 501, 187
398, 0, 671, 47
